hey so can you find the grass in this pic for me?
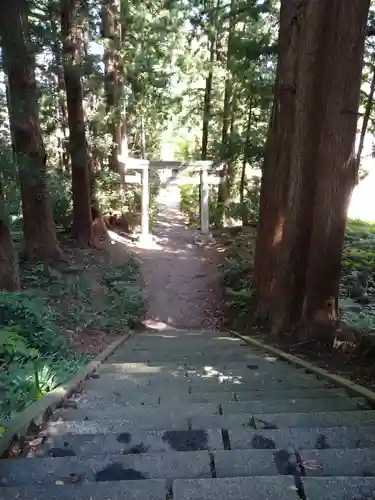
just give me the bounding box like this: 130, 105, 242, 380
0, 249, 145, 436
218, 218, 375, 336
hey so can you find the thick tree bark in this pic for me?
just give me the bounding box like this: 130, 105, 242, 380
252, 0, 300, 322
272, 0, 370, 338
0, 0, 60, 262
272, 0, 329, 334
0, 180, 20, 291
302, 0, 369, 340
61, 0, 93, 246
101, 0, 123, 174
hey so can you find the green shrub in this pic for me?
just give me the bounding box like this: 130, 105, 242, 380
220, 217, 375, 334
0, 324, 85, 421
48, 172, 72, 232
0, 291, 68, 355
100, 255, 146, 330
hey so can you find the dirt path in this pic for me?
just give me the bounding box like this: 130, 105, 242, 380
125, 185, 222, 331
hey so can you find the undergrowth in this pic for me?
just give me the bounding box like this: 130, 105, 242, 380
0, 253, 145, 436
179, 176, 260, 229
219, 219, 375, 336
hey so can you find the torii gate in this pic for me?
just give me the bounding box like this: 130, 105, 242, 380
117, 156, 224, 242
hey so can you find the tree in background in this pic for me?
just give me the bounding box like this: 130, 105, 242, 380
101, 0, 124, 175
61, 0, 93, 246
0, 0, 60, 261
0, 178, 19, 291
253, 0, 300, 322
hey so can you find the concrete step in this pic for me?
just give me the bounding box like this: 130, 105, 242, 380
4, 448, 375, 490
0, 480, 167, 499
32, 425, 375, 459
174, 476, 301, 499
75, 387, 352, 408
185, 378, 328, 391
0, 451, 212, 487
172, 476, 375, 500
115, 335, 251, 350
49, 410, 375, 434
96, 366, 322, 388
57, 399, 366, 424
190, 410, 375, 430
221, 397, 367, 414
79, 375, 328, 397
108, 350, 282, 364
98, 359, 300, 376
30, 430, 224, 458
98, 364, 309, 385
227, 426, 375, 450
212, 448, 375, 478
56, 402, 220, 422
303, 477, 375, 499
98, 359, 291, 375
48, 416, 191, 434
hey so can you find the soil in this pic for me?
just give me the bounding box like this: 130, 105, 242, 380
247, 330, 375, 391
19, 233, 131, 357
113, 185, 223, 331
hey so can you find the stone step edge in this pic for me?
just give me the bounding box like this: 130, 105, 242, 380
10, 446, 375, 465
230, 331, 375, 408
2, 476, 375, 500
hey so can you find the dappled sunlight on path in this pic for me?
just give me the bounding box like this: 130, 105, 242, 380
106, 186, 222, 331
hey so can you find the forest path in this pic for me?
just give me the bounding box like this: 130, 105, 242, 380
129, 185, 222, 331
2, 192, 375, 500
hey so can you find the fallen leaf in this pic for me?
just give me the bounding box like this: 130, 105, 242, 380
28, 437, 43, 447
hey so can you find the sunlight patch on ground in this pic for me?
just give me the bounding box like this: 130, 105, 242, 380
189, 366, 244, 384
143, 319, 179, 330
264, 356, 278, 362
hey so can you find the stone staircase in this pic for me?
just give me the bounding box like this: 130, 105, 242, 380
1, 330, 375, 499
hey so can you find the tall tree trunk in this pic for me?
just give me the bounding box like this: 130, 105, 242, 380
49, 3, 70, 174
216, 0, 236, 227
0, 179, 20, 291
0, 0, 60, 262
201, 59, 214, 161
240, 98, 253, 224
200, 0, 220, 228
201, 0, 220, 160
252, 0, 300, 323
301, 0, 369, 340
61, 0, 93, 246
272, 0, 369, 338
226, 91, 237, 194
356, 61, 375, 175
140, 116, 147, 160
272, 0, 328, 334
101, 0, 123, 174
